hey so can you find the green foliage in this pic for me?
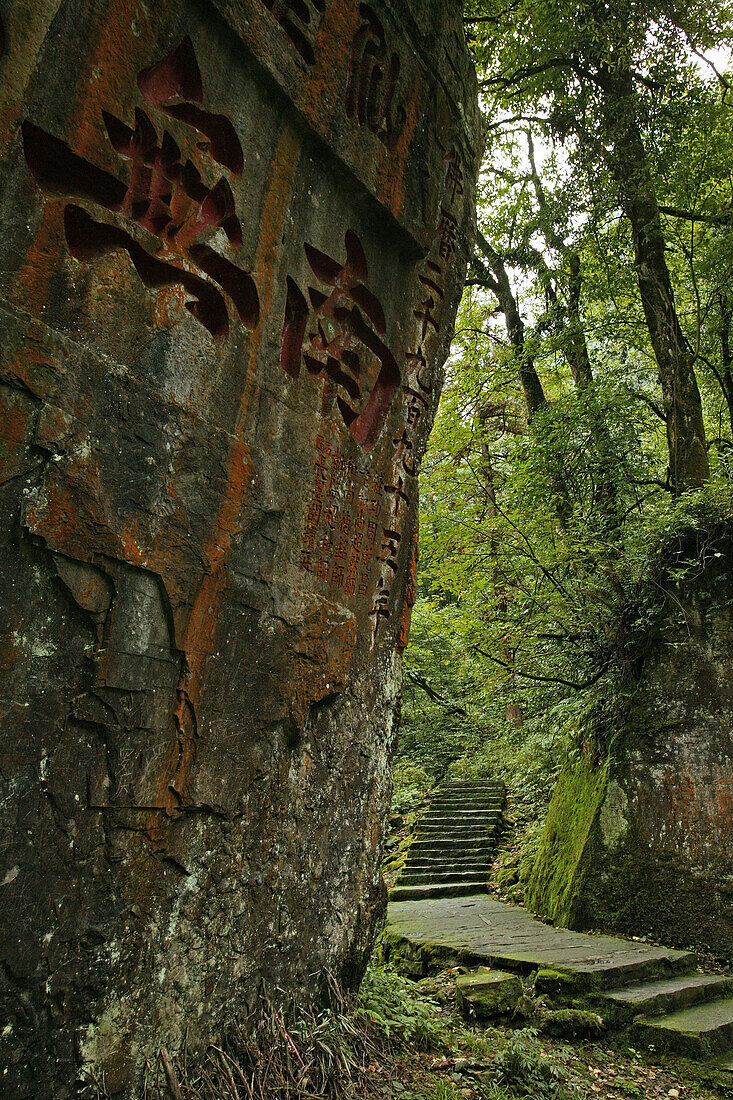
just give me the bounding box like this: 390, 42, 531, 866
357, 963, 449, 1051
395, 0, 733, 950
427, 1083, 464, 1100
391, 762, 433, 816
490, 1028, 579, 1099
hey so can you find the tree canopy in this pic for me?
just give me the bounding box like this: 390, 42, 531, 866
397, 0, 733, 807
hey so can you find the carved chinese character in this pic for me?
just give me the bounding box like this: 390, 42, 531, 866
364, 519, 378, 552
378, 528, 401, 572
392, 431, 419, 477
315, 433, 332, 458
370, 575, 391, 634
334, 536, 350, 563
23, 38, 257, 342
304, 497, 322, 545
331, 562, 346, 588
346, 4, 405, 148
385, 476, 410, 514
403, 384, 428, 427
403, 353, 434, 423
436, 207, 458, 259
280, 230, 400, 452
446, 146, 464, 206
261, 0, 326, 66
345, 554, 360, 596
414, 274, 444, 340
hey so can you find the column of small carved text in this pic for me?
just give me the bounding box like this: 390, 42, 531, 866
369, 150, 464, 638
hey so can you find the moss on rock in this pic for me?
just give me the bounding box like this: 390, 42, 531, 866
540, 1008, 606, 1040
523, 754, 609, 927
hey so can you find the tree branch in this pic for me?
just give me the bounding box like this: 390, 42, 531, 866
471, 645, 608, 691
405, 670, 468, 714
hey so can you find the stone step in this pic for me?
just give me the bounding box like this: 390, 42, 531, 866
426, 807, 502, 816
409, 843, 494, 856
402, 858, 493, 871
631, 996, 733, 1058
431, 786, 503, 795
428, 797, 504, 807
401, 871, 491, 882
405, 859, 493, 870
399, 870, 489, 886
407, 844, 493, 853
412, 832, 494, 841
415, 830, 500, 841
456, 969, 523, 1019
413, 818, 499, 827
602, 974, 733, 1020
712, 1052, 733, 1074
438, 785, 504, 794
422, 806, 503, 816
416, 814, 501, 822
389, 882, 488, 901
416, 821, 500, 831
431, 787, 503, 795
428, 811, 499, 817
431, 783, 499, 792
401, 866, 492, 876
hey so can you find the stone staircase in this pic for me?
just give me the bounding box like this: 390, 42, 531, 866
390, 779, 505, 902
604, 974, 733, 1064
387, 892, 733, 1070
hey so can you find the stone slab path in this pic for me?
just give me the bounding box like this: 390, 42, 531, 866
387, 894, 694, 985
387, 894, 733, 1064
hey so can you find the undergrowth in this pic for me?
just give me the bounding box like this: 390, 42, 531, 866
79, 963, 589, 1100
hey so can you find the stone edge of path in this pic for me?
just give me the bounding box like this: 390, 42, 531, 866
384, 894, 697, 992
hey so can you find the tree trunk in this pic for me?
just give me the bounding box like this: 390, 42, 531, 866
718, 290, 733, 438
608, 78, 709, 492
478, 404, 523, 726
476, 229, 547, 419
566, 252, 594, 389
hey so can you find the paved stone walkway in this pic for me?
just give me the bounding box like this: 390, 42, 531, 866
387, 893, 695, 984
388, 894, 733, 1062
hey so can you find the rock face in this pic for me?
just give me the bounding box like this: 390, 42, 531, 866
0, 3, 479, 1094
526, 542, 733, 961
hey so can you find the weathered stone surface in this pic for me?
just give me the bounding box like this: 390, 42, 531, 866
539, 1008, 605, 1040
386, 894, 695, 986
455, 968, 523, 1019
0, 2, 479, 1094
526, 545, 733, 960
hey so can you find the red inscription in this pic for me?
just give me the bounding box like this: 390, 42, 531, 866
23, 38, 257, 342
261, 0, 327, 66
299, 437, 385, 596
346, 4, 405, 148
280, 231, 400, 452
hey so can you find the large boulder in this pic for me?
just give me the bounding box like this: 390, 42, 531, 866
526, 526, 733, 961
0, 2, 479, 1094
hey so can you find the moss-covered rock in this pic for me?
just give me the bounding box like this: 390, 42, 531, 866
524, 755, 609, 928
534, 968, 581, 995
455, 968, 523, 1019
540, 1008, 606, 1040
524, 529, 733, 961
